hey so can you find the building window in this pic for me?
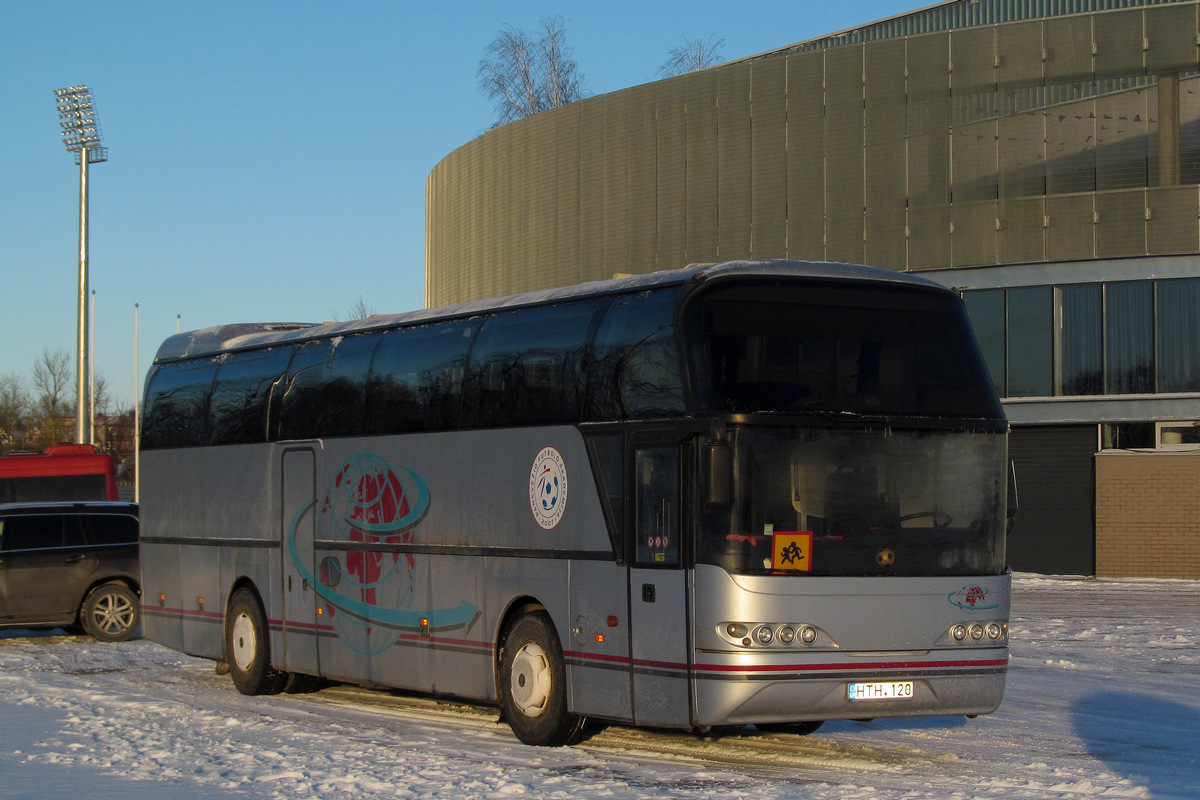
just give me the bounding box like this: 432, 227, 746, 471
1105, 282, 1154, 395
1158, 278, 1200, 393
963, 290, 1005, 398
1006, 287, 1054, 397
1059, 284, 1102, 396
963, 277, 1200, 399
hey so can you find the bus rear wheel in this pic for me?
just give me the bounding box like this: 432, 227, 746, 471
225, 588, 287, 695
500, 611, 583, 746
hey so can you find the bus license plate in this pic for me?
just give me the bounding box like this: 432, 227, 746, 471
848, 681, 914, 701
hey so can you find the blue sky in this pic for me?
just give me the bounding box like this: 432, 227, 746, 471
1, 1, 917, 409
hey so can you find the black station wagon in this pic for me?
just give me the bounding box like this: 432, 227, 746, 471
0, 501, 140, 641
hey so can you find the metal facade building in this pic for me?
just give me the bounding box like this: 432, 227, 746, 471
426, 0, 1200, 577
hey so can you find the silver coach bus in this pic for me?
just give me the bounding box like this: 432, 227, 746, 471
140, 260, 1011, 746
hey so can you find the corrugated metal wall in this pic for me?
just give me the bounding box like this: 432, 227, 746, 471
426, 1, 1200, 306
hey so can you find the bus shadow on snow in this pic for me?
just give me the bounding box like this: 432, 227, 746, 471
1071, 690, 1200, 797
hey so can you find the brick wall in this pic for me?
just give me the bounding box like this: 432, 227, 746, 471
1095, 451, 1200, 579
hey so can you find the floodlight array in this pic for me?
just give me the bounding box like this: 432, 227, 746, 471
54, 85, 107, 162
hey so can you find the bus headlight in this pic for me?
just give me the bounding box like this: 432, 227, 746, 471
969, 623, 985, 641
800, 625, 817, 645
755, 625, 774, 645
952, 624, 968, 642
777, 625, 796, 645
986, 622, 1003, 640
726, 623, 747, 639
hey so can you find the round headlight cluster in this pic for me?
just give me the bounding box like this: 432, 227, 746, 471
950, 620, 1007, 644
721, 622, 820, 648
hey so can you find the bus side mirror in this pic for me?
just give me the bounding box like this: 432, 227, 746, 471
705, 442, 732, 509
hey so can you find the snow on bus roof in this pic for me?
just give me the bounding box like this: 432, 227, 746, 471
152, 260, 945, 363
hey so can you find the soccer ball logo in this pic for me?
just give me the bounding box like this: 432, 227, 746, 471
529, 446, 568, 530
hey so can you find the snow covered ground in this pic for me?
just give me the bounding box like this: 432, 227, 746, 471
1, 573, 1198, 800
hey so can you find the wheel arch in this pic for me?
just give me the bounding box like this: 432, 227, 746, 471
493, 595, 548, 697
223, 577, 266, 637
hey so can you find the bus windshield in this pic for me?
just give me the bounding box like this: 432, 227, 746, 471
684, 280, 1003, 419
700, 425, 1007, 577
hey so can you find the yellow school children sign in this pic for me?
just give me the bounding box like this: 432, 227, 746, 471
772, 531, 813, 572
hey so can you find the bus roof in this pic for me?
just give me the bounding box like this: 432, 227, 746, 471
152, 260, 951, 364
0, 445, 114, 478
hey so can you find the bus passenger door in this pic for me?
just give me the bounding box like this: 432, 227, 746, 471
628, 444, 692, 727
281, 446, 320, 676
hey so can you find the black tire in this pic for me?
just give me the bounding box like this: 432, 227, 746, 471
499, 611, 583, 746
283, 672, 325, 694
80, 583, 140, 642
756, 720, 824, 735
225, 588, 287, 695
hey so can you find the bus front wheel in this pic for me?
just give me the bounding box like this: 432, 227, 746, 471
500, 611, 583, 746
225, 588, 287, 696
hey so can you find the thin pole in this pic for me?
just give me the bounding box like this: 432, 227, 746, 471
90, 289, 96, 444
134, 302, 140, 504
75, 146, 91, 444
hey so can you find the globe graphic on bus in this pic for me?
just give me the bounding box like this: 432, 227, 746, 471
315, 453, 428, 656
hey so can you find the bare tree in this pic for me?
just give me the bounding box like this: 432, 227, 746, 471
0, 373, 32, 452
32, 348, 73, 447
333, 295, 376, 322
92, 373, 111, 417
540, 17, 583, 111
478, 16, 585, 125
658, 36, 726, 77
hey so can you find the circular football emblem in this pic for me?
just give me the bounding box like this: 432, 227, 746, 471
529, 446, 568, 529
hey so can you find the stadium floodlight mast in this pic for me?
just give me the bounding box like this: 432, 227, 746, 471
53, 84, 108, 444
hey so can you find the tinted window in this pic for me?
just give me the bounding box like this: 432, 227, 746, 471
0, 475, 108, 504
462, 301, 602, 427
365, 318, 479, 434
1106, 282, 1153, 395
1060, 284, 1102, 396
587, 291, 685, 421
1, 515, 65, 551
962, 290, 1005, 398
1158, 278, 1200, 392
83, 514, 139, 545
686, 281, 1003, 418
634, 447, 681, 567
278, 333, 382, 439
141, 358, 220, 449
209, 347, 292, 445
62, 515, 87, 547
1007, 286, 1053, 397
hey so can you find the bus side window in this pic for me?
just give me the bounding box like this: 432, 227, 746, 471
209, 346, 292, 445
462, 301, 600, 428
587, 291, 685, 421
141, 358, 220, 449
634, 448, 680, 567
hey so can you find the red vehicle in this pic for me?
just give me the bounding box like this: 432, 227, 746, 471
0, 444, 118, 503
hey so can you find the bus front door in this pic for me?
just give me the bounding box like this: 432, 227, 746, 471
628, 444, 692, 727
281, 446, 320, 676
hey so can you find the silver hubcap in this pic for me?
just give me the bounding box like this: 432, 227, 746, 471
231, 612, 257, 672
510, 641, 552, 718
91, 591, 134, 634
